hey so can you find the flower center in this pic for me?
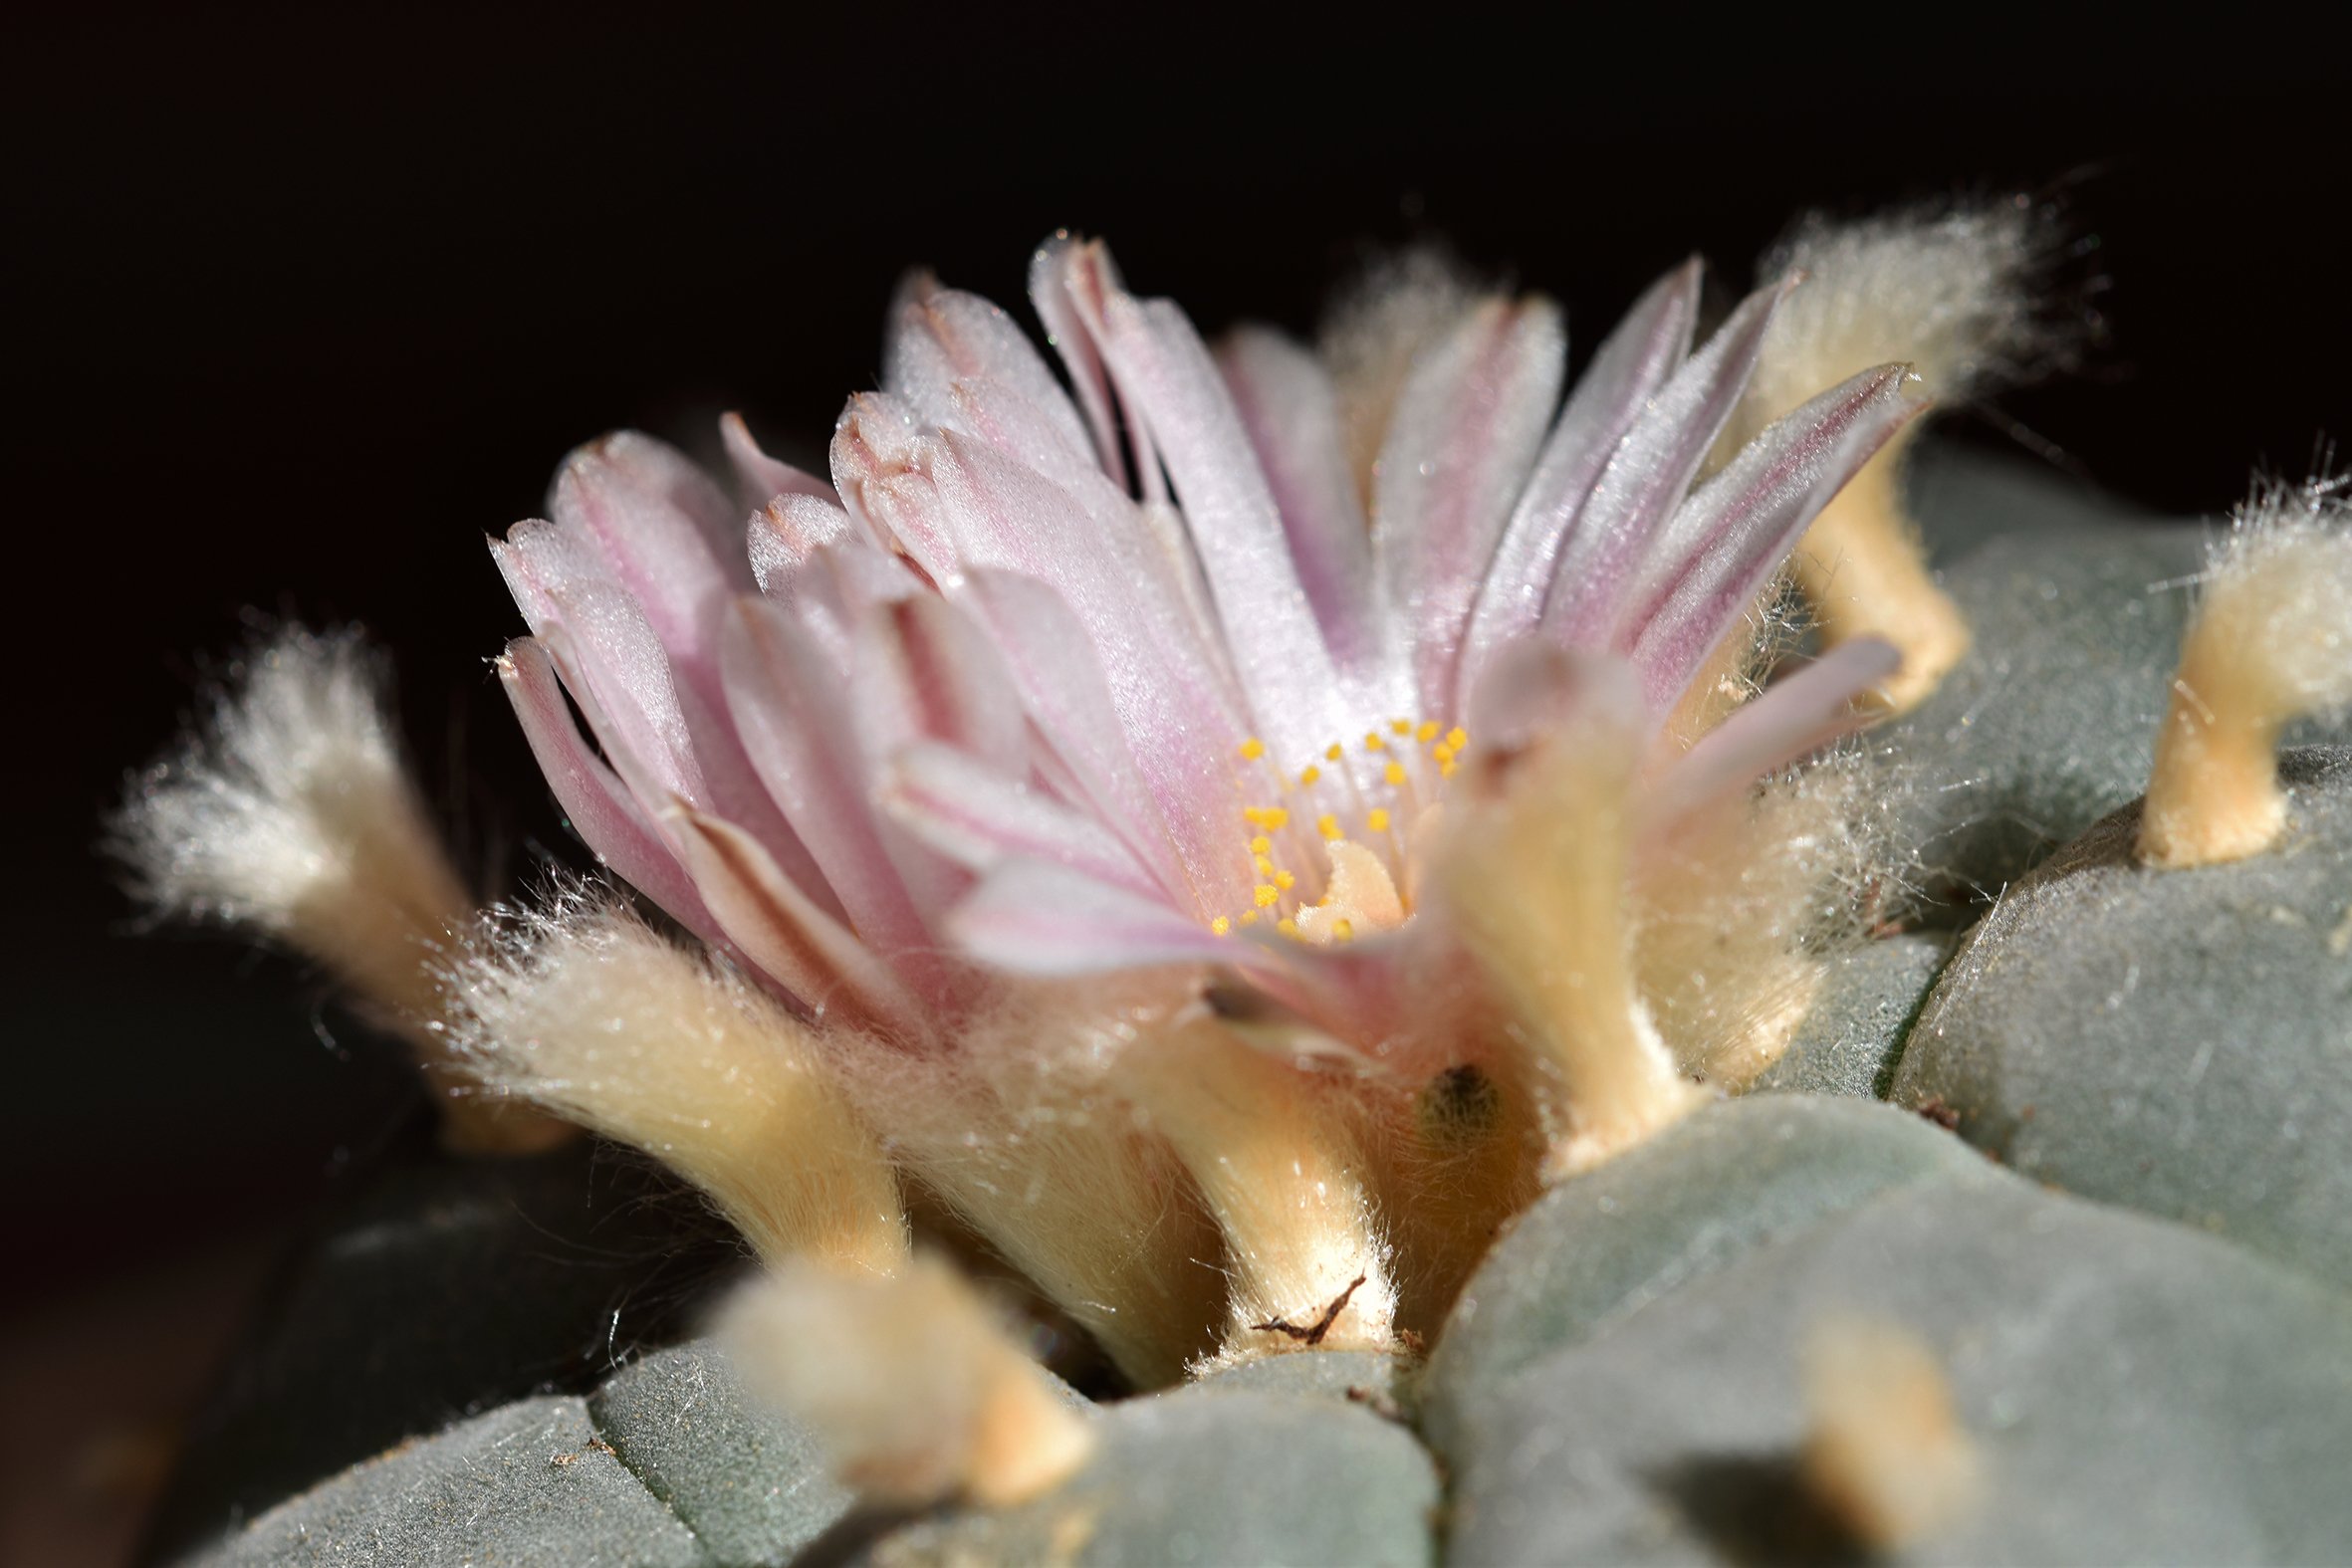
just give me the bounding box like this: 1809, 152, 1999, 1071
1211, 720, 1468, 945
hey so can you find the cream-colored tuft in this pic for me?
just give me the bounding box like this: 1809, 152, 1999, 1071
829, 978, 1229, 1389
1118, 1011, 1400, 1370
1801, 1315, 1980, 1552
112, 626, 564, 1153
2141, 477, 2352, 867
722, 1253, 1094, 1509
1317, 245, 1483, 505
1733, 198, 2063, 714
1636, 749, 1902, 1087
1436, 711, 1707, 1181
446, 890, 909, 1272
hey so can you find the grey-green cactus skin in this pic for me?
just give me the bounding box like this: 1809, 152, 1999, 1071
1752, 931, 1958, 1098
1893, 746, 2352, 1291
157, 453, 2352, 1565
1441, 1177, 2352, 1567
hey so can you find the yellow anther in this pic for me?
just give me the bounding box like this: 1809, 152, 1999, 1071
1277, 917, 1301, 939
1390, 718, 1413, 736
1254, 884, 1280, 908
1211, 915, 1232, 936
1325, 743, 1343, 762
1316, 813, 1342, 840
1249, 834, 1272, 855
1432, 743, 1456, 765
1447, 727, 1468, 751
1255, 854, 1277, 876
1333, 919, 1355, 943
1367, 808, 1392, 833
1238, 737, 1266, 761
1275, 870, 1295, 890
1383, 761, 1408, 786
1416, 721, 1440, 744
1239, 909, 1260, 927
1363, 732, 1387, 752
1297, 765, 1321, 786
1440, 760, 1458, 779
1261, 807, 1290, 830
1243, 805, 1276, 827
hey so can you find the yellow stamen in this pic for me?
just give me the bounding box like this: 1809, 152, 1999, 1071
1297, 765, 1321, 786
1254, 884, 1280, 908
1254, 854, 1277, 876
1275, 870, 1295, 890
1389, 718, 1413, 736
1239, 910, 1260, 927
1316, 813, 1342, 841
1324, 743, 1343, 762
1211, 916, 1232, 936
1363, 732, 1386, 752
1276, 917, 1300, 939
1333, 919, 1355, 943
1249, 834, 1272, 855
1446, 728, 1468, 751
1238, 737, 1266, 761
1260, 807, 1289, 831
1367, 808, 1391, 833
1415, 721, 1440, 744
1383, 761, 1408, 786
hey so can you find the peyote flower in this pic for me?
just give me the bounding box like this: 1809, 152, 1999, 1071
464, 233, 1923, 1384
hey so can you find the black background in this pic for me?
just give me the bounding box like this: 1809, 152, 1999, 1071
12, 6, 2348, 1324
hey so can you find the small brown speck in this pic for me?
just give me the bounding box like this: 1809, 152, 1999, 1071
1914, 1096, 1961, 1131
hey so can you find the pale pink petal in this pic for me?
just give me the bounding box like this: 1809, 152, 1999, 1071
552, 432, 751, 673
828, 392, 963, 586
848, 593, 1030, 781
1029, 234, 1130, 485
497, 636, 722, 942
886, 274, 1096, 463
960, 568, 1233, 911
880, 741, 1160, 898
1217, 327, 1383, 679
1628, 365, 1927, 707
492, 523, 706, 806
720, 411, 834, 513
947, 859, 1232, 976
1089, 281, 1352, 760
720, 596, 937, 961
1647, 638, 1901, 833
1540, 278, 1793, 644
1459, 259, 1702, 705
747, 494, 855, 594
666, 805, 932, 1038
1371, 295, 1565, 716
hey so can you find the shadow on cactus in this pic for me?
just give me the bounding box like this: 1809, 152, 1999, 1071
115, 194, 2352, 1566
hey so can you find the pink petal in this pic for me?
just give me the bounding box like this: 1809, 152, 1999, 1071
720, 411, 834, 513
886, 274, 1096, 465
551, 432, 751, 675
497, 637, 722, 943
1029, 234, 1132, 486
1090, 282, 1352, 761
1459, 259, 1702, 706
829, 392, 964, 586
747, 494, 855, 595
1464, 640, 1648, 764
1628, 365, 1927, 708
665, 805, 931, 1039
1539, 278, 1792, 645
1646, 638, 1901, 834
879, 741, 1160, 898
946, 859, 1231, 977
1217, 326, 1384, 680
1370, 295, 1565, 716
959, 568, 1231, 911
720, 596, 937, 962
848, 593, 1030, 781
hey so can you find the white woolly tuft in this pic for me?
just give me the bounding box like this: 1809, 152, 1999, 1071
722, 1253, 1094, 1508
113, 625, 468, 965
1747, 194, 2066, 417
2197, 477, 2352, 717
445, 888, 910, 1273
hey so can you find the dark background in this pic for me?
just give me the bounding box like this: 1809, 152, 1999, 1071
8, 6, 2347, 1558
